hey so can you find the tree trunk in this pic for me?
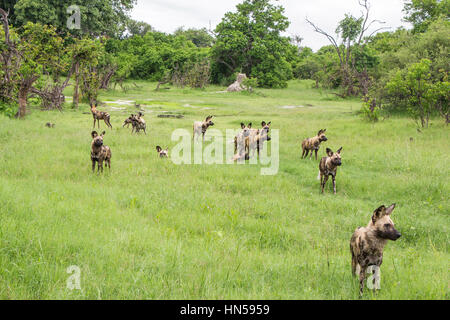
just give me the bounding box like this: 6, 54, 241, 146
18, 86, 28, 118
73, 62, 79, 108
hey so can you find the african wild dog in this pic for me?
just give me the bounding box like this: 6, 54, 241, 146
233, 121, 272, 161
302, 129, 328, 160
156, 146, 169, 158
234, 123, 253, 157
91, 131, 112, 173
134, 112, 147, 135
123, 114, 136, 129
256, 121, 272, 155
45, 122, 55, 128
91, 104, 113, 130
247, 121, 272, 159
350, 204, 401, 295
318, 147, 342, 194
193, 116, 214, 141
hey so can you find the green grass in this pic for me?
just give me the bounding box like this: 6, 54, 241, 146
0, 80, 448, 300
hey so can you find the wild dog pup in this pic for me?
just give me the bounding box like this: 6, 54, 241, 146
45, 122, 55, 128
302, 129, 328, 160
156, 146, 169, 158
91, 131, 112, 173
193, 116, 214, 141
91, 103, 113, 130
350, 204, 401, 295
318, 147, 342, 194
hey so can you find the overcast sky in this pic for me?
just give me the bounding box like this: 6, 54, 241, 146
131, 0, 411, 51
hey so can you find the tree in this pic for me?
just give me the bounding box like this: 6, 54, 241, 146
306, 0, 388, 97
0, 15, 64, 118
174, 27, 214, 48
403, 0, 450, 33
386, 59, 441, 127
13, 0, 136, 37
127, 19, 152, 37
211, 0, 296, 88
69, 38, 104, 107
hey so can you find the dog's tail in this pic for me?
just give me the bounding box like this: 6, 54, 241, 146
317, 171, 321, 181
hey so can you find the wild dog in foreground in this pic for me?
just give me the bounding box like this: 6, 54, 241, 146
351, 204, 401, 295
91, 104, 113, 130
193, 116, 214, 141
156, 146, 169, 158
91, 131, 112, 173
318, 147, 342, 194
302, 129, 328, 160
45, 122, 55, 128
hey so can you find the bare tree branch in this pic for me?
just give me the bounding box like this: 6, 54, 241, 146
305, 17, 343, 65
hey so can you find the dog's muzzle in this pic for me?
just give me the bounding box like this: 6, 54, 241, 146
393, 231, 402, 241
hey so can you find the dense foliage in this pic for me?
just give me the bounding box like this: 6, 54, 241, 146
0, 0, 448, 124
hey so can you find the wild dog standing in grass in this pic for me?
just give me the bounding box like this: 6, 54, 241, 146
256, 121, 272, 156
351, 204, 401, 295
91, 131, 112, 173
193, 116, 214, 141
247, 122, 272, 159
91, 103, 113, 130
234, 123, 252, 158
123, 114, 136, 129
302, 129, 328, 160
156, 146, 169, 158
233, 122, 272, 161
45, 122, 55, 128
135, 112, 147, 135
318, 147, 342, 194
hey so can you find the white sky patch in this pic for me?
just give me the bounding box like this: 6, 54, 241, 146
131, 0, 412, 51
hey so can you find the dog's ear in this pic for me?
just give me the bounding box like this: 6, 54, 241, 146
206, 115, 213, 122
101, 131, 106, 137
337, 147, 343, 154
372, 205, 386, 223
323, 129, 327, 133
385, 204, 396, 216
326, 148, 333, 157
248, 123, 252, 128
92, 131, 98, 138
165, 147, 169, 152
241, 123, 245, 129
261, 121, 266, 127
318, 129, 323, 136
156, 146, 162, 153
267, 122, 271, 126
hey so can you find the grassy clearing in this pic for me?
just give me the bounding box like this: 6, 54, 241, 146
0, 80, 448, 300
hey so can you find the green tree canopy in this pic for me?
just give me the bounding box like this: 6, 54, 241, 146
403, 0, 450, 33
6, 0, 136, 37
211, 0, 296, 88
